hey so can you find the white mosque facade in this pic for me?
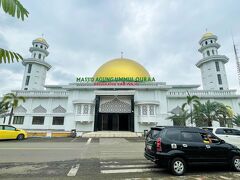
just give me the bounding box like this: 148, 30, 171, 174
1, 32, 240, 133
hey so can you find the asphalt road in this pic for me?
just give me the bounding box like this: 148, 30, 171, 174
0, 137, 240, 180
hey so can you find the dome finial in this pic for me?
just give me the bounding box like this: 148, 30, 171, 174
121, 51, 123, 59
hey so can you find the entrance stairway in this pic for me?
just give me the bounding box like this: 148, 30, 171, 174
82, 131, 142, 138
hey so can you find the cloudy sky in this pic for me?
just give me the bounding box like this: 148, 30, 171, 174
0, 0, 240, 95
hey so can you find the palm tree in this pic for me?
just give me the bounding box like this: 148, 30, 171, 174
0, 100, 10, 123
195, 100, 219, 127
0, 0, 29, 63
3, 93, 25, 125
182, 91, 200, 126
193, 101, 234, 127
0, 100, 8, 113
216, 104, 234, 127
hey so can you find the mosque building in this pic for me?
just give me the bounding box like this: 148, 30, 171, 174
1, 32, 240, 133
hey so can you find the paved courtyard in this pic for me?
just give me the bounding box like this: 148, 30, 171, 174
0, 137, 240, 179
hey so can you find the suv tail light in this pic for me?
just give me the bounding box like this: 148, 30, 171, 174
156, 137, 162, 152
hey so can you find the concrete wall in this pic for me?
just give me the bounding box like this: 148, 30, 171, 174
7, 97, 68, 130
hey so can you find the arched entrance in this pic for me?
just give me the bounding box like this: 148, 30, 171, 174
94, 95, 134, 131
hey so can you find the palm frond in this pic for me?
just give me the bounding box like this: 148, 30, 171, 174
182, 103, 187, 110
191, 98, 200, 106
0, 48, 23, 64
0, 0, 29, 21
191, 95, 200, 100
233, 115, 240, 126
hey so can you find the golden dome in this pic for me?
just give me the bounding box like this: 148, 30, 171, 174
33, 38, 48, 46
94, 58, 150, 78
202, 32, 213, 38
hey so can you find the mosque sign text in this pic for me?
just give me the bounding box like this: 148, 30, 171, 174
93, 82, 139, 86
76, 77, 155, 83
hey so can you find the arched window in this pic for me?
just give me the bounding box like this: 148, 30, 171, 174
217, 74, 222, 85
35, 44, 38, 47
205, 41, 208, 45
210, 40, 213, 43
149, 105, 155, 115
40, 45, 43, 48
34, 53, 36, 58
207, 50, 210, 56
38, 54, 41, 59
212, 50, 215, 55
142, 105, 147, 115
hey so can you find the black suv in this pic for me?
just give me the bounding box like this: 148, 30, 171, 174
144, 126, 240, 175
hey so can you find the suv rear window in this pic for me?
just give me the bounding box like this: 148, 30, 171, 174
165, 129, 180, 141
147, 129, 162, 139
180, 132, 203, 142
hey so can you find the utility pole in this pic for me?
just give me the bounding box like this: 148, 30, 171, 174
232, 35, 240, 88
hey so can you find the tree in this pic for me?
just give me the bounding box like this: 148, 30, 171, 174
0, 100, 10, 124
216, 104, 234, 127
194, 100, 220, 127
0, 100, 8, 114
0, 0, 29, 63
192, 100, 235, 127
2, 93, 25, 124
182, 91, 200, 126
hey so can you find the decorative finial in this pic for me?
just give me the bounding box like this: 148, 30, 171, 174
121, 51, 123, 59
205, 28, 208, 32
41, 33, 44, 38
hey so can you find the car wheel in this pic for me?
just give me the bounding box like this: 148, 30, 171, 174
232, 156, 240, 172
170, 158, 186, 176
17, 134, 24, 140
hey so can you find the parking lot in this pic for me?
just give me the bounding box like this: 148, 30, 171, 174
0, 137, 240, 179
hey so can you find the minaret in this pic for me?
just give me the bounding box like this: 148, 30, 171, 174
21, 38, 51, 90
196, 32, 229, 90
